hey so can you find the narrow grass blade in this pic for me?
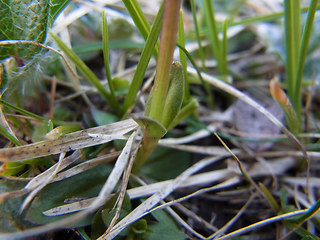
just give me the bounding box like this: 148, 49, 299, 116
221, 18, 228, 76
204, 0, 225, 74
176, 43, 215, 108
51, 33, 121, 114
122, 3, 163, 113
284, 0, 301, 114
178, 10, 189, 102
102, 11, 119, 110
123, 0, 158, 58
232, 5, 320, 26
294, 0, 318, 113
190, 0, 207, 72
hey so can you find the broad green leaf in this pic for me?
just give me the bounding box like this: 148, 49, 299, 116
91, 108, 118, 126
48, 0, 71, 27
141, 147, 190, 181
31, 120, 53, 142
132, 115, 166, 139
0, 0, 70, 61
146, 209, 186, 240
161, 62, 185, 129
26, 163, 113, 227
0, 179, 32, 232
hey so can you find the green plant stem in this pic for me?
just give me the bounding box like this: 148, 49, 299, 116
232, 5, 320, 26
204, 0, 226, 75
190, 0, 207, 72
122, 3, 163, 114
284, 0, 301, 114
294, 0, 318, 117
178, 10, 190, 102
148, 0, 182, 121
102, 11, 117, 103
51, 34, 122, 115
122, 0, 159, 58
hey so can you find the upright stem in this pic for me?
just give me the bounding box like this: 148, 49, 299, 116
148, 0, 182, 121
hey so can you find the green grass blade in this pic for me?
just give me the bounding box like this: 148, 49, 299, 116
294, 0, 318, 113
123, 0, 159, 58
204, 0, 225, 75
0, 99, 65, 126
190, 0, 206, 72
0, 125, 21, 146
102, 11, 119, 109
176, 43, 215, 108
232, 5, 320, 26
51, 33, 121, 115
221, 18, 228, 76
122, 3, 163, 114
178, 10, 190, 102
284, 0, 301, 110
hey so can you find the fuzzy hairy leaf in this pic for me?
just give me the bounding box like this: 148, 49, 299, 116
0, 0, 70, 60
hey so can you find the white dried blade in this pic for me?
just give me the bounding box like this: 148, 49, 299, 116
216, 210, 307, 240
187, 66, 306, 156
0, 119, 138, 162
0, 131, 136, 240
53, 151, 120, 181
283, 177, 320, 188
25, 150, 83, 190
43, 155, 298, 216
43, 167, 232, 216
159, 143, 240, 156
209, 194, 257, 239
20, 153, 66, 212
103, 129, 140, 236
102, 156, 224, 239
159, 123, 217, 145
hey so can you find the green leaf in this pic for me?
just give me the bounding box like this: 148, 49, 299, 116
0, 0, 70, 61
91, 193, 132, 239
51, 33, 122, 115
0, 179, 32, 232
91, 108, 118, 126
161, 62, 185, 129
146, 209, 185, 240
48, 0, 71, 27
141, 147, 190, 181
122, 2, 163, 113
132, 115, 166, 139
0, 0, 48, 60
26, 163, 113, 227
31, 120, 53, 142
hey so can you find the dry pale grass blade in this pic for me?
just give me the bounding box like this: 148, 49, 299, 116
0, 131, 137, 240
53, 151, 120, 181
210, 193, 257, 239
19, 153, 66, 212
102, 129, 141, 237
0, 119, 138, 162
283, 177, 320, 188
187, 66, 306, 155
103, 156, 234, 239
159, 123, 218, 145
25, 150, 83, 190
215, 210, 307, 240
43, 167, 233, 216
43, 155, 296, 217
159, 143, 240, 156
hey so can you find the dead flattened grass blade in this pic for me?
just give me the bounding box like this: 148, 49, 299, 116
0, 119, 138, 162
0, 130, 137, 240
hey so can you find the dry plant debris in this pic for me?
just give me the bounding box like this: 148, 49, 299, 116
0, 0, 320, 240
